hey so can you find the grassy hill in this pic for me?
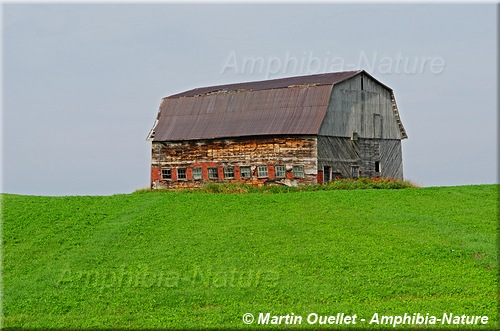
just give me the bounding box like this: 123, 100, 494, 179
2, 185, 498, 329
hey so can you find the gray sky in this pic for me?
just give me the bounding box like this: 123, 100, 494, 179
2, 3, 497, 195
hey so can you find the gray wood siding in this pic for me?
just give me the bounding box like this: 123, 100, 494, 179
317, 136, 359, 178
319, 74, 403, 140
317, 136, 403, 180
358, 139, 381, 178
380, 139, 403, 180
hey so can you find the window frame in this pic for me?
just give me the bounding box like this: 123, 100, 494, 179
351, 165, 360, 178
177, 168, 187, 180
192, 167, 202, 180
240, 166, 251, 179
323, 165, 332, 183
292, 165, 304, 178
257, 165, 269, 178
275, 165, 286, 178
223, 167, 235, 179
208, 167, 219, 180
161, 168, 172, 180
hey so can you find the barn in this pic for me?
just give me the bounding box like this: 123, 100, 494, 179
147, 70, 407, 189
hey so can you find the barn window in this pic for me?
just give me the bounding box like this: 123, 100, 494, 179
351, 166, 359, 178
275, 165, 286, 178
224, 167, 234, 179
208, 167, 219, 179
240, 166, 251, 178
161, 168, 172, 180
293, 165, 304, 178
177, 168, 187, 180
192, 167, 202, 180
375, 161, 381, 173
257, 165, 268, 178
373, 114, 383, 139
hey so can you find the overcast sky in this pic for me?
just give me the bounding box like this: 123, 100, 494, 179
2, 2, 497, 196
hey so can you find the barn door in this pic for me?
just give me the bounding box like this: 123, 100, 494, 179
323, 166, 331, 183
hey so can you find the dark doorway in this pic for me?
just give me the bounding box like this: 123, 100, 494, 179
323, 166, 331, 183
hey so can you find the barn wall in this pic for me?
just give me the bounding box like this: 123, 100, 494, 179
317, 136, 358, 178
317, 136, 403, 181
380, 139, 403, 180
319, 74, 402, 140
151, 136, 318, 189
358, 139, 381, 178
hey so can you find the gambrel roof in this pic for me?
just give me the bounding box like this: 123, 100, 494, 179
148, 70, 407, 141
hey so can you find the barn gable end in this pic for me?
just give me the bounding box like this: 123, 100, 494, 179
318, 72, 406, 140
316, 72, 406, 180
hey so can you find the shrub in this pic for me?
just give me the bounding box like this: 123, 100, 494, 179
134, 178, 419, 194
199, 182, 250, 194
327, 177, 418, 190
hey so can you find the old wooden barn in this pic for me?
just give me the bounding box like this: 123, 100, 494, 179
147, 70, 408, 189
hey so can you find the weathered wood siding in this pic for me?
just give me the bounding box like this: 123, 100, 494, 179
151, 136, 318, 189
317, 136, 403, 181
380, 139, 403, 180
317, 136, 358, 178
319, 73, 402, 140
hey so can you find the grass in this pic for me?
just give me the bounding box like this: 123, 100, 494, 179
2, 184, 498, 329
135, 177, 419, 194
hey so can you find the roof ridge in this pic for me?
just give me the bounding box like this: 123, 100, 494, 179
167, 70, 363, 99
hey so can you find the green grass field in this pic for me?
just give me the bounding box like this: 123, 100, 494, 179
2, 185, 498, 329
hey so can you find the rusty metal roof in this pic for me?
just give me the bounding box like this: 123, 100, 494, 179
150, 71, 362, 141
169, 70, 362, 98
